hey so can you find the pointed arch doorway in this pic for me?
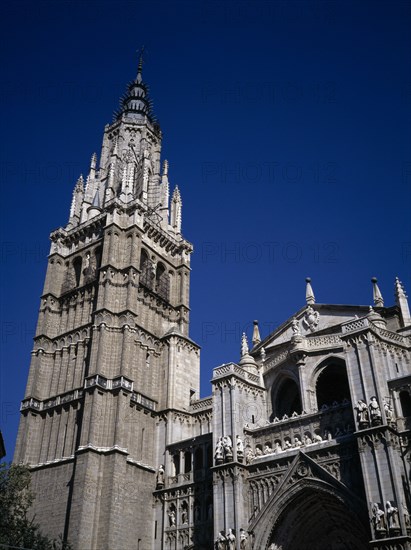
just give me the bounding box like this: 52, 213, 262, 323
253, 479, 369, 550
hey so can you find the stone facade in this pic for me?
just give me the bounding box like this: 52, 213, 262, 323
14, 61, 411, 550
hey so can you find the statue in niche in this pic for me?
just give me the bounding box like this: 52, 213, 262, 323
369, 396, 382, 426
263, 444, 272, 455
240, 529, 248, 549
255, 447, 263, 457
215, 531, 227, 550
168, 507, 176, 527
403, 502, 411, 528
236, 435, 244, 461
293, 436, 302, 447
223, 435, 233, 461
371, 503, 386, 532
386, 501, 400, 530
181, 502, 188, 524
274, 441, 283, 453
245, 447, 255, 464
214, 437, 224, 465
304, 434, 312, 445
313, 432, 323, 443
227, 529, 236, 550
83, 251, 96, 283
156, 464, 165, 488
383, 400, 394, 422
355, 400, 369, 428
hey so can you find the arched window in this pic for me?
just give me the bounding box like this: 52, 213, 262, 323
73, 257, 82, 286
206, 445, 213, 468
316, 362, 351, 408
139, 249, 153, 288
172, 454, 180, 476
194, 448, 203, 470
399, 391, 411, 417
94, 246, 102, 270
155, 262, 169, 300
184, 451, 192, 473
273, 378, 302, 419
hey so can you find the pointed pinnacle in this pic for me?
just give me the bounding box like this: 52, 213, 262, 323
136, 46, 145, 82
252, 320, 261, 345
241, 333, 249, 357
371, 277, 384, 307
305, 277, 315, 305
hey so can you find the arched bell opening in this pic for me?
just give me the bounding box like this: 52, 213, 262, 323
315, 360, 351, 409
271, 377, 302, 420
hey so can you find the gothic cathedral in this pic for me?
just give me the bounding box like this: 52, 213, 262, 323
14, 60, 411, 550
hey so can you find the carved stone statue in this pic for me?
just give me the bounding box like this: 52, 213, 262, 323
223, 435, 233, 461
291, 317, 300, 335
274, 441, 283, 453
215, 531, 227, 550
355, 400, 369, 428
156, 464, 165, 488
304, 434, 313, 445
383, 400, 394, 422
263, 444, 272, 454
386, 501, 400, 531
293, 436, 302, 447
371, 503, 385, 532
227, 529, 236, 550
181, 502, 188, 524
236, 435, 244, 461
168, 508, 176, 527
403, 502, 411, 528
215, 437, 224, 464
240, 529, 248, 549
369, 396, 382, 426
245, 447, 255, 464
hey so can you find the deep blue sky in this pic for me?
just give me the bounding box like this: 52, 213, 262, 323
1, 0, 410, 459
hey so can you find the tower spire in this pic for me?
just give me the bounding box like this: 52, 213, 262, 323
115, 48, 157, 124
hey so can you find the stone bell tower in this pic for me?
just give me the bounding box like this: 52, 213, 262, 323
14, 55, 200, 549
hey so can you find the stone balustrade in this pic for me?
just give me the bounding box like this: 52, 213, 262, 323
244, 401, 354, 459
